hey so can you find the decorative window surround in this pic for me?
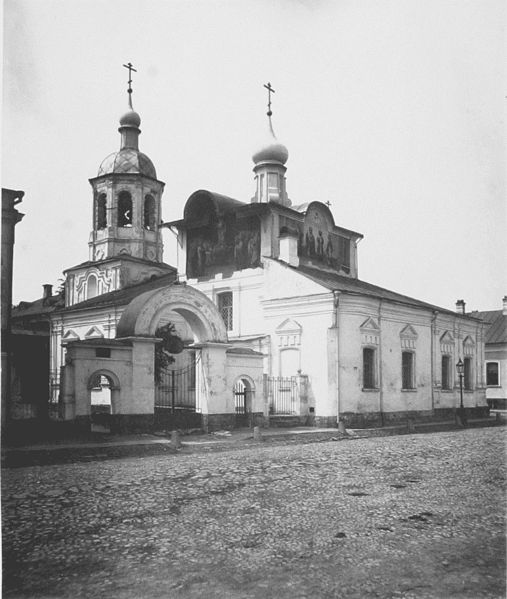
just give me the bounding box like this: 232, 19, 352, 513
400, 324, 418, 349
463, 336, 475, 356
62, 329, 79, 341
276, 318, 302, 347
440, 331, 454, 355
85, 326, 104, 339
360, 317, 380, 346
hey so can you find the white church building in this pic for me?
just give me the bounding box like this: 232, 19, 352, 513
13, 77, 488, 432
167, 103, 487, 427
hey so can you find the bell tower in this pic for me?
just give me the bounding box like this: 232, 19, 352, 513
88, 63, 165, 263
64, 64, 175, 308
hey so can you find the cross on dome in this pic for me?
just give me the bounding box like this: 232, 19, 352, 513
123, 62, 137, 109
264, 82, 275, 117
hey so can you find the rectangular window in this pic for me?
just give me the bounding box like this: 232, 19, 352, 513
464, 357, 473, 390
217, 291, 233, 331
268, 173, 278, 188
338, 236, 351, 272
441, 355, 451, 390
95, 348, 111, 358
363, 347, 376, 389
402, 351, 415, 389
486, 362, 499, 386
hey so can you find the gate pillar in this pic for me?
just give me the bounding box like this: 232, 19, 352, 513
60, 362, 76, 421
197, 342, 233, 431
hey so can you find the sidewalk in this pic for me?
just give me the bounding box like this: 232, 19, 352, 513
2, 415, 502, 460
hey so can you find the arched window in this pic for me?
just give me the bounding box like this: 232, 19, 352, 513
118, 191, 132, 227
144, 195, 156, 230
96, 194, 107, 229
87, 275, 98, 299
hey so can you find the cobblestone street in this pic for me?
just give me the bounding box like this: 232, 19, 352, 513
2, 427, 505, 599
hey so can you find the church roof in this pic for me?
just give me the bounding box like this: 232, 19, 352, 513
63, 255, 176, 275
12, 292, 64, 318
58, 272, 177, 313
468, 310, 507, 344
286, 262, 481, 319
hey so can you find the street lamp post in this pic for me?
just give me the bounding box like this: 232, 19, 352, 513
456, 358, 467, 427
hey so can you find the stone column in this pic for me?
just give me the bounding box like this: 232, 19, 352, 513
1, 189, 24, 431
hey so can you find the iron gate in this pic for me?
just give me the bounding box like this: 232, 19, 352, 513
266, 376, 298, 415
233, 379, 252, 426
155, 351, 198, 412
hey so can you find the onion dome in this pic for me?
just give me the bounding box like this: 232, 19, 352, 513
97, 149, 156, 178
97, 100, 157, 179
119, 109, 141, 128
252, 117, 289, 165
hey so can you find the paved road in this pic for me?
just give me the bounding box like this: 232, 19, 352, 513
2, 427, 505, 598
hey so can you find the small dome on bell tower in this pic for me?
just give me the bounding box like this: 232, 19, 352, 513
88, 63, 165, 265
251, 82, 290, 207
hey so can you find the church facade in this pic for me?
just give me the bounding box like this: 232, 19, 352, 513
11, 79, 488, 433
168, 105, 488, 427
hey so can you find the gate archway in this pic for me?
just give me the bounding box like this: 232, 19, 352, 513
233, 376, 255, 427
87, 370, 120, 433
117, 284, 228, 431
116, 284, 227, 342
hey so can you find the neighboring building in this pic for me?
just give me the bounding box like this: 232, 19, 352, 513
10, 284, 64, 424
470, 297, 507, 409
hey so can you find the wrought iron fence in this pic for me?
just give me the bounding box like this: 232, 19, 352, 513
155, 352, 199, 412
233, 379, 251, 414
48, 370, 61, 419
265, 375, 299, 415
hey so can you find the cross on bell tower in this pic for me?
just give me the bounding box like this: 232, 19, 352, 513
123, 62, 137, 108
264, 82, 275, 117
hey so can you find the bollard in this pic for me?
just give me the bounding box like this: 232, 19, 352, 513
170, 429, 182, 449
337, 419, 349, 436
253, 426, 262, 441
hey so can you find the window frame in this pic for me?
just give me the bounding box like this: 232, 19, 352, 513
96, 193, 107, 229
486, 361, 500, 387
441, 354, 453, 391
362, 346, 377, 390
87, 274, 98, 299
401, 350, 416, 390
463, 356, 473, 391
118, 191, 133, 227
216, 290, 233, 332
143, 195, 156, 230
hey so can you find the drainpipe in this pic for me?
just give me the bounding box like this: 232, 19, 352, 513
378, 299, 384, 426
431, 310, 438, 412
333, 291, 341, 426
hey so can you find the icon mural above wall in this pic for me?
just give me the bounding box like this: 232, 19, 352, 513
292, 202, 351, 273
185, 191, 261, 278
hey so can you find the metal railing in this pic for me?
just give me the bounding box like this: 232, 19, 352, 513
266, 375, 299, 415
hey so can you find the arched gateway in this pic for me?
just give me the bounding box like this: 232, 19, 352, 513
116, 283, 228, 342
60, 283, 264, 433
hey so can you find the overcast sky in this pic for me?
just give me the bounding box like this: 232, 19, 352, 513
3, 0, 505, 311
